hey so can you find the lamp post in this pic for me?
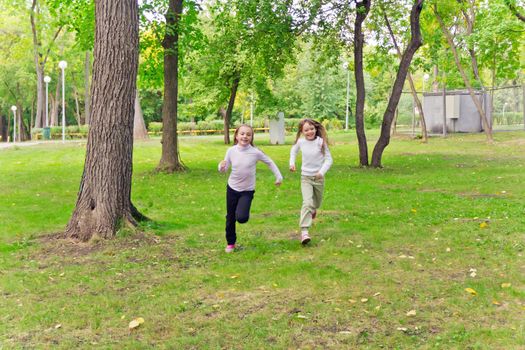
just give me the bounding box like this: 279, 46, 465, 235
11, 105, 17, 143
58, 60, 67, 142
502, 102, 508, 124
44, 75, 51, 127
343, 62, 350, 131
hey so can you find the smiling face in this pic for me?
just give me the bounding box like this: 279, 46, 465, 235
235, 126, 253, 146
302, 122, 317, 141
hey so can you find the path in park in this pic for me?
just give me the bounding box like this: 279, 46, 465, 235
0, 140, 86, 150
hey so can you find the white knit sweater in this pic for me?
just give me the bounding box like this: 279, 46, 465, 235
289, 136, 333, 176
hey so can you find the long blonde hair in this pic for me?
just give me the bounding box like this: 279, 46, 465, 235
233, 124, 255, 146
294, 118, 329, 155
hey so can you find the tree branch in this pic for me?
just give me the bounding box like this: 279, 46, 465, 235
505, 0, 525, 22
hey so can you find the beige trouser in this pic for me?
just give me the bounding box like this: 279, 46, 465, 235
300, 175, 324, 229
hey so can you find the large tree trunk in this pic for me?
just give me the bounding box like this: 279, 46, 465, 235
383, 10, 427, 143
434, 4, 493, 142
223, 76, 240, 144
134, 89, 149, 140
84, 51, 91, 125
354, 0, 371, 166
157, 0, 185, 172
371, 0, 424, 168
65, 0, 144, 241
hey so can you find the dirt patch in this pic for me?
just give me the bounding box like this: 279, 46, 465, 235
32, 231, 164, 261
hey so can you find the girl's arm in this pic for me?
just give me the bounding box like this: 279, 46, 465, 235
218, 148, 232, 173
258, 150, 283, 185
289, 141, 300, 171
318, 144, 333, 176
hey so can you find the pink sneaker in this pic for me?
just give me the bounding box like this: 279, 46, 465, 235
301, 232, 311, 245
225, 244, 236, 253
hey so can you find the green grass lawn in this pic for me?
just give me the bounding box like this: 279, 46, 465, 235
0, 130, 524, 349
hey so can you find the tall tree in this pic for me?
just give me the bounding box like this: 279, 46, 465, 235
371, 0, 425, 167
433, 3, 493, 142
30, 0, 63, 129
354, 0, 371, 166
381, 6, 428, 142
157, 0, 185, 172
65, 0, 145, 241
191, 0, 296, 144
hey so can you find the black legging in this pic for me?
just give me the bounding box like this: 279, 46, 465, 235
225, 185, 255, 245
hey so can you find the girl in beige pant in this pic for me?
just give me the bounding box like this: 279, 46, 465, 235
289, 119, 333, 245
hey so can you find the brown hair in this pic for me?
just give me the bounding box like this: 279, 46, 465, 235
294, 118, 329, 155
233, 124, 255, 146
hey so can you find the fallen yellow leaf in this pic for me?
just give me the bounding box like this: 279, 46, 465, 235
501, 283, 511, 288
406, 310, 417, 317
492, 300, 501, 306
129, 317, 145, 330
465, 288, 477, 296
479, 222, 488, 229
361, 298, 368, 303
411, 208, 417, 213
348, 299, 357, 304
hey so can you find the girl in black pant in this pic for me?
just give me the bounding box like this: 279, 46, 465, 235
219, 125, 283, 253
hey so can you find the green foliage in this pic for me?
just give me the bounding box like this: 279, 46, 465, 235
148, 121, 163, 133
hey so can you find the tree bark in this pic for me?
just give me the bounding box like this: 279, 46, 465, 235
0, 116, 7, 142
16, 103, 31, 141
84, 51, 91, 125
371, 0, 425, 168
383, 10, 427, 143
65, 0, 144, 241
134, 89, 149, 140
434, 4, 493, 142
354, 0, 371, 166
73, 85, 82, 127
223, 76, 240, 144
157, 0, 185, 172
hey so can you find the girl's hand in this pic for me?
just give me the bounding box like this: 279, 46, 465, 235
315, 172, 324, 180
275, 180, 282, 187
289, 165, 296, 172
219, 160, 227, 172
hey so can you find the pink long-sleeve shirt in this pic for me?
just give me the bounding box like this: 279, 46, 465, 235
219, 144, 283, 192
